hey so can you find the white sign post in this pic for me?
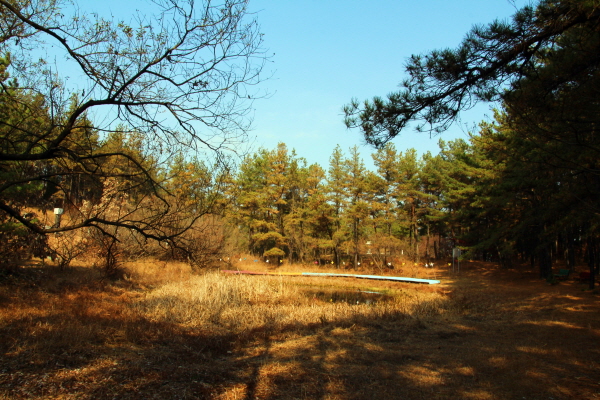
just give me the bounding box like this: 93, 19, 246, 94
53, 208, 64, 228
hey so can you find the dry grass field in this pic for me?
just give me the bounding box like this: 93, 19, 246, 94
1, 258, 599, 399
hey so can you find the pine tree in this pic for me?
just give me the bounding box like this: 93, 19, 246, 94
371, 143, 402, 265
325, 145, 348, 266
342, 146, 370, 268
395, 149, 427, 260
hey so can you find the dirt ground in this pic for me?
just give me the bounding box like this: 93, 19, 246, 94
1, 261, 599, 399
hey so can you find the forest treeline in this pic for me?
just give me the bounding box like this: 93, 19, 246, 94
1, 0, 599, 287
341, 0, 600, 286
226, 97, 600, 283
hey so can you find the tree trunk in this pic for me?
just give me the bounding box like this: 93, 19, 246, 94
538, 245, 552, 280
425, 224, 430, 261
353, 217, 360, 269
587, 236, 598, 290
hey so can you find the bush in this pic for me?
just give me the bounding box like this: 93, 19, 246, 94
0, 212, 48, 273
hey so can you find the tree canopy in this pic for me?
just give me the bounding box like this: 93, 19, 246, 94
343, 0, 600, 146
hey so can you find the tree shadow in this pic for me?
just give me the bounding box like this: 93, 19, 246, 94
217, 266, 600, 399
1, 263, 599, 399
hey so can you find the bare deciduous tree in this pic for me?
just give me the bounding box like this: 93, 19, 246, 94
0, 0, 267, 261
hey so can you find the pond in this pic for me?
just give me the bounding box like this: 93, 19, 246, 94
303, 288, 393, 305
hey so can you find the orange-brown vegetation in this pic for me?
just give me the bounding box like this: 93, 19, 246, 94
1, 259, 599, 399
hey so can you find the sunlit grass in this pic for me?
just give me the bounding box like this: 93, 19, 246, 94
129, 268, 451, 336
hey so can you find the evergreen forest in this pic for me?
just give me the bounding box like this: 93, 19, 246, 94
1, 0, 599, 288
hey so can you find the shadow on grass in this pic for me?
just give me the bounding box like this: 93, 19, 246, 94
221, 317, 600, 399
1, 307, 237, 399
1, 263, 599, 399
217, 265, 600, 400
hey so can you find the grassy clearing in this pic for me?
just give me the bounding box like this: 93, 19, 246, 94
132, 275, 450, 348
1, 259, 599, 399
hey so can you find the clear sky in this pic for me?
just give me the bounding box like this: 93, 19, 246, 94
244, 0, 530, 169
56, 0, 530, 170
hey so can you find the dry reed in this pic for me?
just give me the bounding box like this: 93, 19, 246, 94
129, 269, 451, 336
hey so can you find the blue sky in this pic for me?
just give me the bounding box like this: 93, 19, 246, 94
61, 0, 529, 170
245, 0, 529, 169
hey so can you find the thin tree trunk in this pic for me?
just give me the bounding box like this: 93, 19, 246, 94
425, 224, 430, 261
588, 236, 597, 290
538, 245, 552, 280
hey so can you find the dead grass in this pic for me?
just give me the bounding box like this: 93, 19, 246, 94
130, 270, 449, 336
1, 259, 599, 399
123, 259, 193, 285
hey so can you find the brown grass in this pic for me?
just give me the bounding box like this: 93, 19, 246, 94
1, 259, 599, 399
